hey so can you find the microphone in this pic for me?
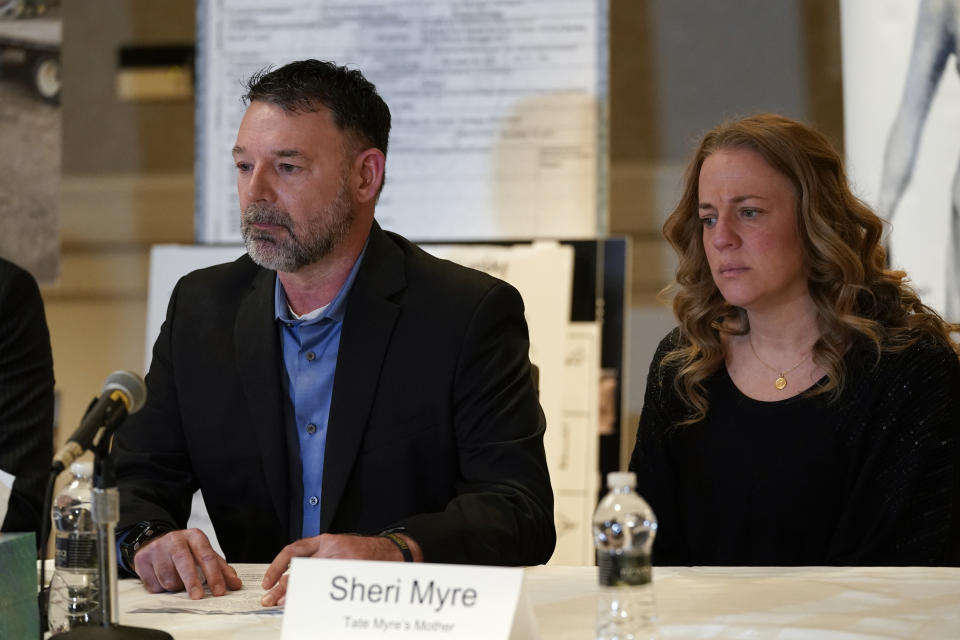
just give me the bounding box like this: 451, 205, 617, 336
52, 370, 147, 473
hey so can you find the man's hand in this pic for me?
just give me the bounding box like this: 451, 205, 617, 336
133, 528, 242, 600
260, 533, 422, 606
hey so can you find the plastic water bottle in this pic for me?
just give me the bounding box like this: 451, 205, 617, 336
593, 471, 658, 640
48, 461, 101, 633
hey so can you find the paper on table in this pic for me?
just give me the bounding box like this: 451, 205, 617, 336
0, 468, 14, 527
126, 568, 282, 616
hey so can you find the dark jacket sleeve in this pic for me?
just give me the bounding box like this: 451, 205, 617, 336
111, 277, 197, 532
629, 329, 690, 566
394, 281, 556, 566
828, 339, 960, 566
0, 260, 55, 539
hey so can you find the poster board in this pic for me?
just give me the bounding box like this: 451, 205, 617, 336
842, 0, 960, 320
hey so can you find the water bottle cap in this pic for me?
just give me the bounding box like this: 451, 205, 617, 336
606, 471, 636, 489
70, 461, 94, 478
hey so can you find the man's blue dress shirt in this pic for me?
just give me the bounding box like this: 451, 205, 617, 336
274, 247, 365, 538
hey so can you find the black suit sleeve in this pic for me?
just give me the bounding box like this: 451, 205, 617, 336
395, 281, 556, 565
0, 260, 54, 539
827, 340, 960, 566
111, 278, 196, 532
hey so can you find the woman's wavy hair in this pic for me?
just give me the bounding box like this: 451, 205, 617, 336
661, 113, 959, 424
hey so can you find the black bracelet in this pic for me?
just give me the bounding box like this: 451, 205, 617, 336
379, 532, 413, 562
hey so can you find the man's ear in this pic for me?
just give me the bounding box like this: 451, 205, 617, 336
352, 148, 386, 204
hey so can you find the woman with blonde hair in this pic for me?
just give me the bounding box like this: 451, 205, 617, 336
630, 113, 960, 566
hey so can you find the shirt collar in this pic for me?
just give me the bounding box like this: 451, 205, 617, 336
273, 240, 369, 326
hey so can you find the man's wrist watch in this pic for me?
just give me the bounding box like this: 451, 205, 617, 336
119, 520, 174, 571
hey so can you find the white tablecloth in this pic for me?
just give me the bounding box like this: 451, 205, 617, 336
100, 564, 960, 639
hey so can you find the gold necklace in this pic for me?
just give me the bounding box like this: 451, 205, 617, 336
747, 336, 810, 390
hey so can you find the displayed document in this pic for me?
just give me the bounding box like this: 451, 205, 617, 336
196, 0, 608, 242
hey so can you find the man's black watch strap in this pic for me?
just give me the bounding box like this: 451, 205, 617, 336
119, 520, 174, 573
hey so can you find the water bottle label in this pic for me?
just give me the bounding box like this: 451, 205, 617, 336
54, 535, 98, 569
597, 550, 651, 586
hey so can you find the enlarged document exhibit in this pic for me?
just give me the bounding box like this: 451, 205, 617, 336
197, 0, 608, 242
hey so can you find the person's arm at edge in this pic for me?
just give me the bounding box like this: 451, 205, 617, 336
0, 263, 54, 540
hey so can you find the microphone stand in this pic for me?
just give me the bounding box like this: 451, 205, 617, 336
49, 439, 171, 639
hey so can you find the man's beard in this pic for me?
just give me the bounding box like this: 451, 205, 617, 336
240, 181, 354, 273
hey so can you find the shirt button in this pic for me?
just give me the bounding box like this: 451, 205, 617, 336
306, 423, 317, 435
306, 351, 316, 361
308, 496, 319, 506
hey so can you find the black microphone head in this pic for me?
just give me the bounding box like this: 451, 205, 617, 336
102, 370, 147, 413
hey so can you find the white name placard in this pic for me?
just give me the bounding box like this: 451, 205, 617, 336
281, 558, 538, 640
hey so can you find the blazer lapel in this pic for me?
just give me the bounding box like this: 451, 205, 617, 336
234, 265, 290, 536
319, 223, 405, 532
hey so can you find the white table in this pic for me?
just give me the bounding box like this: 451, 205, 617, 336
104, 564, 960, 639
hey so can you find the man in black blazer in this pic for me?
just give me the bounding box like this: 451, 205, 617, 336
111, 60, 555, 603
0, 257, 55, 541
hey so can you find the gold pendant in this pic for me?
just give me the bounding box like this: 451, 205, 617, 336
775, 376, 787, 390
